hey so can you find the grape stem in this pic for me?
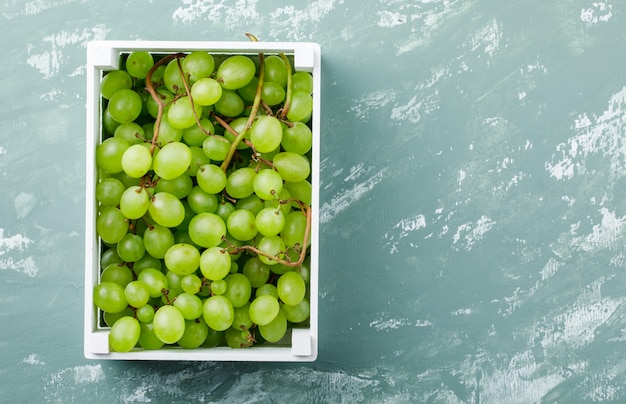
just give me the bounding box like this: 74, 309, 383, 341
277, 53, 293, 119
145, 52, 186, 154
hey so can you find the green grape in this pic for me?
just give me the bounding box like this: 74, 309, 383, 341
183, 118, 214, 147
264, 188, 292, 217
281, 121, 312, 155
199, 246, 232, 281
101, 263, 133, 287
138, 322, 164, 350
237, 76, 258, 102
255, 207, 285, 237
109, 316, 140, 352
96, 137, 130, 174
178, 199, 196, 230
191, 77, 222, 106
97, 206, 129, 244
155, 173, 193, 199
286, 91, 313, 123
202, 327, 223, 348
256, 283, 278, 299
225, 327, 253, 348
168, 96, 203, 129
292, 71, 313, 94
216, 55, 256, 90
121, 144, 152, 178
281, 297, 310, 323
156, 115, 184, 145
226, 209, 257, 241
100, 70, 132, 99
272, 152, 310, 183
117, 233, 145, 262
257, 235, 286, 266
248, 295, 279, 326
215, 201, 235, 222
187, 185, 218, 214
103, 307, 134, 327
232, 302, 253, 331
222, 273, 251, 308
196, 164, 227, 194
152, 141, 191, 180
277, 271, 306, 306
103, 106, 121, 135
163, 58, 187, 94
136, 304, 155, 323
119, 186, 150, 219
93, 281, 128, 313
235, 194, 264, 215
223, 117, 251, 150
282, 210, 308, 248
283, 180, 312, 206
173, 292, 204, 320
203, 295, 234, 331
164, 243, 200, 276
182, 51, 215, 83
113, 169, 144, 189
202, 134, 231, 161
178, 319, 209, 348
186, 146, 211, 177
101, 247, 123, 268
146, 86, 175, 119
264, 55, 288, 87
124, 280, 151, 308
258, 309, 287, 343
125, 51, 154, 79
214, 89, 244, 117
261, 81, 286, 106
187, 212, 226, 248
96, 178, 125, 206
253, 169, 283, 200
148, 192, 185, 228
166, 270, 184, 293
114, 122, 145, 145
209, 279, 226, 295
181, 274, 202, 295
226, 167, 256, 199
270, 249, 300, 275
153, 305, 185, 344
250, 115, 283, 153
143, 224, 175, 259
242, 256, 270, 288
137, 267, 168, 298
108, 89, 143, 123
297, 256, 311, 284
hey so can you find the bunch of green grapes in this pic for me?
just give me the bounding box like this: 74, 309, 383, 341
94, 47, 314, 352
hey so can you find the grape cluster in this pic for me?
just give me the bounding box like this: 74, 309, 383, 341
94, 47, 314, 352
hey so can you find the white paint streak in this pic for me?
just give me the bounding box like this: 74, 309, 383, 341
377, 10, 406, 27
2, 0, 82, 19
0, 228, 32, 255
21, 353, 45, 366
580, 2, 613, 25
452, 216, 496, 251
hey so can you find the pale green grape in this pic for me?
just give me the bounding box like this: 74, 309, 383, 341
199, 246, 231, 281
101, 263, 133, 287
248, 295, 279, 326
164, 243, 200, 276
277, 270, 306, 306
119, 186, 150, 219
168, 96, 203, 129
181, 274, 202, 295
133, 255, 163, 275
121, 144, 152, 179
173, 292, 204, 320
282, 210, 308, 248
155, 173, 193, 199
203, 295, 234, 331
94, 281, 128, 313
226, 167, 256, 199
232, 302, 253, 331
163, 58, 187, 94
109, 316, 140, 352
124, 280, 151, 308
223, 117, 251, 149
138, 322, 164, 350
226, 209, 257, 241
283, 180, 312, 206
114, 122, 145, 145
125, 51, 154, 79
258, 309, 287, 343
281, 121, 312, 155
256, 283, 278, 299
292, 71, 313, 94
250, 115, 283, 153
183, 118, 214, 147
100, 70, 132, 99
166, 270, 184, 294
261, 81, 286, 106
143, 224, 175, 259
253, 169, 283, 200
235, 194, 264, 215
272, 152, 310, 183
96, 137, 130, 174
188, 212, 226, 248
196, 164, 227, 194
146, 87, 175, 119
187, 185, 218, 214
182, 51, 215, 84
152, 141, 191, 180
281, 297, 310, 323
286, 91, 313, 123
210, 279, 227, 295
157, 116, 184, 145
136, 304, 155, 323
108, 89, 143, 123
96, 178, 125, 206
186, 146, 211, 177
117, 233, 145, 263
202, 134, 231, 161
257, 235, 286, 266
214, 89, 244, 117
178, 319, 209, 348
263, 55, 288, 87
148, 192, 185, 228
255, 207, 285, 237
153, 305, 185, 344
242, 256, 270, 288
96, 206, 129, 244
215, 201, 235, 222
137, 267, 168, 298
216, 55, 256, 90
190, 77, 222, 106
223, 273, 251, 308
